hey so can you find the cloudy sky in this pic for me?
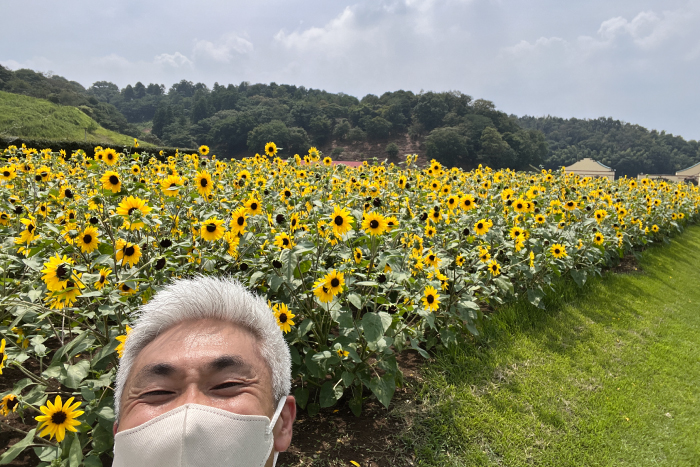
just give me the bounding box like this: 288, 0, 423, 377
3, 0, 699, 139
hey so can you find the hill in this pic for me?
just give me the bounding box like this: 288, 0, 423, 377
0, 91, 145, 147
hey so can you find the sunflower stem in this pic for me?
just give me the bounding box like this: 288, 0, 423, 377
0, 421, 57, 447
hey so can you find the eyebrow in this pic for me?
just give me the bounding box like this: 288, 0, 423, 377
133, 355, 252, 385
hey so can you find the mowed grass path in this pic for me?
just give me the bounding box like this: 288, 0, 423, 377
403, 226, 700, 466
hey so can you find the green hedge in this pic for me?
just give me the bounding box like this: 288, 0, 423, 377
0, 136, 196, 159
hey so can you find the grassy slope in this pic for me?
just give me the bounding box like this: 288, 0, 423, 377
404, 226, 700, 466
0, 90, 140, 146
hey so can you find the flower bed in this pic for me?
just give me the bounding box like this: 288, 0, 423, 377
0, 143, 698, 463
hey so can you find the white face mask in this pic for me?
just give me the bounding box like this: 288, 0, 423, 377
113, 398, 287, 467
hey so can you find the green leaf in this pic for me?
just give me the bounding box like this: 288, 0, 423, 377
570, 269, 587, 288
64, 360, 91, 389
298, 319, 314, 337
307, 403, 320, 417
362, 312, 385, 344
280, 249, 298, 282
22, 384, 47, 406
293, 260, 312, 279
527, 288, 545, 309
0, 428, 36, 465
319, 381, 343, 408
270, 275, 284, 293
91, 423, 113, 453
294, 387, 309, 409
95, 406, 115, 423
347, 293, 362, 310
341, 371, 355, 387
493, 277, 515, 295
249, 271, 265, 287
33, 446, 59, 462
68, 432, 83, 467
369, 373, 396, 409
83, 455, 103, 467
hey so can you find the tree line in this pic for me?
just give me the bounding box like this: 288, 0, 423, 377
1, 64, 698, 177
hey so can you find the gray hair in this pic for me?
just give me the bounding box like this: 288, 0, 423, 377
113, 276, 292, 420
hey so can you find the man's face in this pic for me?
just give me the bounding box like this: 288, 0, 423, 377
116, 318, 295, 465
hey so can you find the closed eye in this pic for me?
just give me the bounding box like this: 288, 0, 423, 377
142, 390, 175, 397
212, 382, 240, 390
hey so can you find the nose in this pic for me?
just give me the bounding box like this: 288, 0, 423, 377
178, 385, 210, 406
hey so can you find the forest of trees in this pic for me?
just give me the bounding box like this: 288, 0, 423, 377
1, 64, 699, 177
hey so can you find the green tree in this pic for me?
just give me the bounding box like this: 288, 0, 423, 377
385, 142, 399, 160
247, 120, 291, 155
425, 127, 469, 167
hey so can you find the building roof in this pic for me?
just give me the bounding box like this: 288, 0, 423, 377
564, 158, 615, 173
676, 161, 700, 176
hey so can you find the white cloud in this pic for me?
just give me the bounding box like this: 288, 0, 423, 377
193, 33, 253, 63
154, 52, 193, 68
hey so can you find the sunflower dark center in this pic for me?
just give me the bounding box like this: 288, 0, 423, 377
200, 178, 208, 187
128, 207, 137, 215
83, 234, 93, 244
282, 238, 289, 246
122, 284, 131, 291
65, 189, 73, 198
7, 398, 18, 411
51, 411, 67, 425
279, 313, 288, 323
250, 203, 258, 210
107, 154, 114, 160
330, 278, 340, 288
99, 275, 106, 283
66, 280, 75, 288
370, 220, 379, 229
426, 295, 435, 304
477, 223, 484, 229
284, 190, 291, 197
3, 171, 9, 177
109, 175, 119, 185
27, 224, 35, 233
237, 217, 245, 226
56, 264, 70, 280
206, 224, 217, 233
124, 246, 135, 256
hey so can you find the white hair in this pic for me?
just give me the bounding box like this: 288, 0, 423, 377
113, 276, 291, 420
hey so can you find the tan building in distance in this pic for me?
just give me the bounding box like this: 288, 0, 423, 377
564, 158, 616, 180
638, 161, 700, 184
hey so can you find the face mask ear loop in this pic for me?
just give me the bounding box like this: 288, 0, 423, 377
266, 397, 287, 435
268, 397, 287, 467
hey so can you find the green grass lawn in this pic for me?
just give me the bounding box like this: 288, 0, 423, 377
403, 225, 700, 466
0, 90, 142, 146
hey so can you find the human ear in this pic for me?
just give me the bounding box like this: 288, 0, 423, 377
273, 396, 296, 452
113, 422, 119, 436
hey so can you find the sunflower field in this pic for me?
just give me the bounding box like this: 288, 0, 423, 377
0, 142, 699, 465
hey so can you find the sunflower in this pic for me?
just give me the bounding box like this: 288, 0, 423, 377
0, 212, 10, 226
0, 165, 17, 182
479, 248, 491, 263
244, 198, 263, 216
279, 187, 293, 202
265, 142, 278, 156
592, 232, 605, 245
512, 198, 528, 213
308, 147, 319, 158
201, 217, 225, 241
651, 224, 659, 232
45, 276, 85, 310
274, 232, 295, 250
594, 209, 607, 223
424, 250, 440, 268
323, 156, 332, 167
272, 303, 295, 334
160, 174, 183, 196
535, 214, 546, 224
0, 339, 7, 374
322, 270, 345, 296
35, 395, 83, 442
330, 206, 353, 237
487, 260, 501, 276
76, 226, 99, 253
422, 286, 440, 312
456, 255, 466, 267
15, 217, 39, 245
94, 267, 111, 290
564, 200, 578, 211
1, 394, 19, 416
550, 243, 567, 259
199, 145, 210, 156
115, 196, 152, 230
362, 212, 387, 236
102, 148, 119, 166
115, 325, 132, 358
312, 278, 335, 303
41, 255, 75, 292
289, 213, 301, 232
354, 248, 363, 263
509, 226, 525, 239
115, 239, 142, 267
116, 282, 137, 296
230, 207, 248, 235
474, 219, 491, 236
195, 171, 213, 197
100, 171, 122, 193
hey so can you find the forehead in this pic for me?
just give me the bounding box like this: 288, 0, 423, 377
129, 319, 268, 378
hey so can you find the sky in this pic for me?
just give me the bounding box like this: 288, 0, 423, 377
2, 0, 700, 140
